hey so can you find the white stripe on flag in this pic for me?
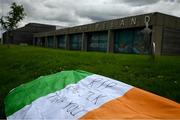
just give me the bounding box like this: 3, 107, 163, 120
8, 74, 133, 119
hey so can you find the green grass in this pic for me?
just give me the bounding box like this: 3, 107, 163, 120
0, 45, 180, 118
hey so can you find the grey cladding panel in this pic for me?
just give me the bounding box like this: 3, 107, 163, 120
162, 28, 180, 55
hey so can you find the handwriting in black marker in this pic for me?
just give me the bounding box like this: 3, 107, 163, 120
87, 78, 103, 88
47, 93, 67, 104
97, 80, 109, 88
91, 94, 106, 104
86, 91, 107, 105
105, 82, 117, 89
63, 102, 86, 116
86, 91, 95, 101
71, 109, 87, 116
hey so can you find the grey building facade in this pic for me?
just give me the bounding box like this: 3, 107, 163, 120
33, 12, 179, 55
3, 23, 56, 45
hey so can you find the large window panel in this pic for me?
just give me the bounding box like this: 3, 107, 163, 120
88, 31, 108, 52
133, 29, 151, 54
114, 30, 134, 53
47, 36, 54, 48
57, 35, 65, 49
69, 34, 82, 50
114, 28, 151, 54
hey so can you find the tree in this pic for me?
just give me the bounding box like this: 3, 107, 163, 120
0, 2, 26, 46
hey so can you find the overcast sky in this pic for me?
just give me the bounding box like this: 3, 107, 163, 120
0, 0, 180, 37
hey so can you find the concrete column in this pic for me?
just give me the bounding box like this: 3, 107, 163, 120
56, 36, 58, 48
107, 30, 114, 53
33, 37, 36, 46
82, 32, 87, 51
151, 26, 163, 55
53, 35, 57, 48
65, 34, 70, 50
45, 36, 48, 47
37, 38, 40, 46
39, 38, 42, 46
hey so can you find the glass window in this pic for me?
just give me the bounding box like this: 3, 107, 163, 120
88, 32, 107, 52
69, 34, 82, 50
133, 29, 151, 54
114, 28, 151, 54
47, 36, 54, 48
114, 30, 134, 53
57, 35, 65, 49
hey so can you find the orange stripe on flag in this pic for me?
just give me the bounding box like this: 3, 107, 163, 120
80, 88, 180, 119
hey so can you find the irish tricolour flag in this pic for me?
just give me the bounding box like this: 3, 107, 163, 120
5, 70, 180, 119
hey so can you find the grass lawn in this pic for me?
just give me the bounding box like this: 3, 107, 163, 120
0, 45, 180, 118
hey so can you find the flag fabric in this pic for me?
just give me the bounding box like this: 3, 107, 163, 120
5, 70, 180, 119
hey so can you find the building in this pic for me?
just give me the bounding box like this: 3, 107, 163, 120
21, 13, 180, 55
3, 23, 57, 45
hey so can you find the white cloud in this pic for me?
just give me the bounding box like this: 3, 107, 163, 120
0, 0, 180, 37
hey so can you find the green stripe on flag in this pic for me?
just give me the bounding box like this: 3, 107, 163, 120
5, 70, 92, 116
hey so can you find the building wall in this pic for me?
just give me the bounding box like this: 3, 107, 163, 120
35, 13, 154, 37
13, 31, 33, 44
162, 28, 180, 55
34, 12, 180, 55
152, 13, 180, 55
3, 23, 56, 45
